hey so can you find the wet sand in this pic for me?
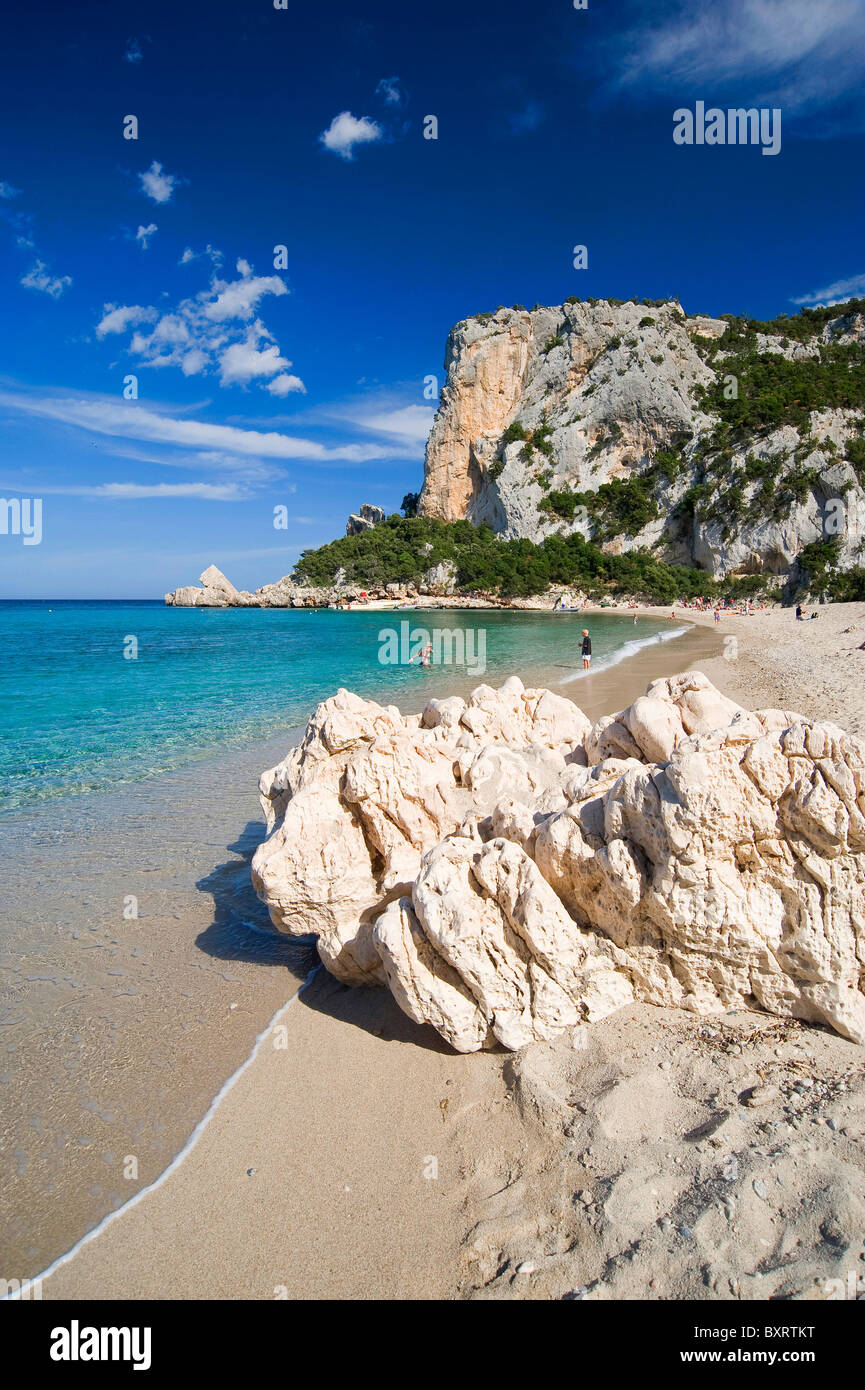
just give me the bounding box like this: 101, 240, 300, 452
0, 731, 315, 1277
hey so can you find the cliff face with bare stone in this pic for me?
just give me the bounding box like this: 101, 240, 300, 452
418, 298, 865, 584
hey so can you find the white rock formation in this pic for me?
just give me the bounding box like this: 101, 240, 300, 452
346, 503, 386, 536
251, 672, 865, 1050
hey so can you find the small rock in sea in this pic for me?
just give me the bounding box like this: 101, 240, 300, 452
753, 1178, 768, 1199
516, 1261, 536, 1275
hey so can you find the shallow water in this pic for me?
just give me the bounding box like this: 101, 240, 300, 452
0, 600, 685, 813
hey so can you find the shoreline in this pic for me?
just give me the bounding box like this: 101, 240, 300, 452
20, 602, 865, 1299
3, 610, 704, 1279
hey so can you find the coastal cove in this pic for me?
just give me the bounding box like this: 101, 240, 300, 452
19, 599, 865, 1301
0, 603, 714, 1276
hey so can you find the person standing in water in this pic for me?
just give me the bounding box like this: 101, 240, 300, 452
581, 628, 592, 670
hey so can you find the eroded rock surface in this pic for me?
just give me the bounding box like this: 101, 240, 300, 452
251, 672, 865, 1049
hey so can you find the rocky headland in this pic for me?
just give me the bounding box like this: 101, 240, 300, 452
166, 296, 865, 610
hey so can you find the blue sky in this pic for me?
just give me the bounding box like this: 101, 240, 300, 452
1, 0, 863, 597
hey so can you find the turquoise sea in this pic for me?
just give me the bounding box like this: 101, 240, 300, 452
0, 600, 687, 814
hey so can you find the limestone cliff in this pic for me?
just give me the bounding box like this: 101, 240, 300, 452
418, 298, 865, 583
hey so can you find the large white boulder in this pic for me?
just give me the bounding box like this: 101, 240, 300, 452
251, 672, 865, 1049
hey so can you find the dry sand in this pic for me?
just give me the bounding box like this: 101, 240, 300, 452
38, 603, 865, 1301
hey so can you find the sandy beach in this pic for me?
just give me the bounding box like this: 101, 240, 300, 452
35, 602, 865, 1301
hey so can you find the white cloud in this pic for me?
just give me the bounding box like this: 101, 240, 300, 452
0, 389, 412, 464
267, 373, 307, 397
319, 111, 383, 160
124, 38, 143, 64
613, 0, 865, 114
218, 331, 292, 385
96, 262, 301, 395
96, 303, 159, 337
135, 222, 158, 249
205, 261, 288, 321
20, 259, 72, 298
180, 347, 209, 376
0, 180, 21, 199
376, 76, 405, 107
791, 273, 865, 307
139, 159, 179, 204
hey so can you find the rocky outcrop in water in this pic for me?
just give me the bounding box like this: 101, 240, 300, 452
251, 672, 865, 1051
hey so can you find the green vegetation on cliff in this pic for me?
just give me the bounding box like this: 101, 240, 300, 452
695, 341, 865, 438
296, 515, 785, 603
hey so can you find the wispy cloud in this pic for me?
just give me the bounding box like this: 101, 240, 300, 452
376, 76, 406, 108
791, 273, 865, 307
20, 259, 72, 298
135, 222, 158, 249
15, 481, 248, 500
0, 387, 420, 464
0, 180, 21, 199
319, 111, 383, 160
179, 244, 223, 268
333, 401, 435, 445
611, 0, 865, 117
138, 159, 179, 204
507, 100, 544, 136
124, 37, 143, 64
